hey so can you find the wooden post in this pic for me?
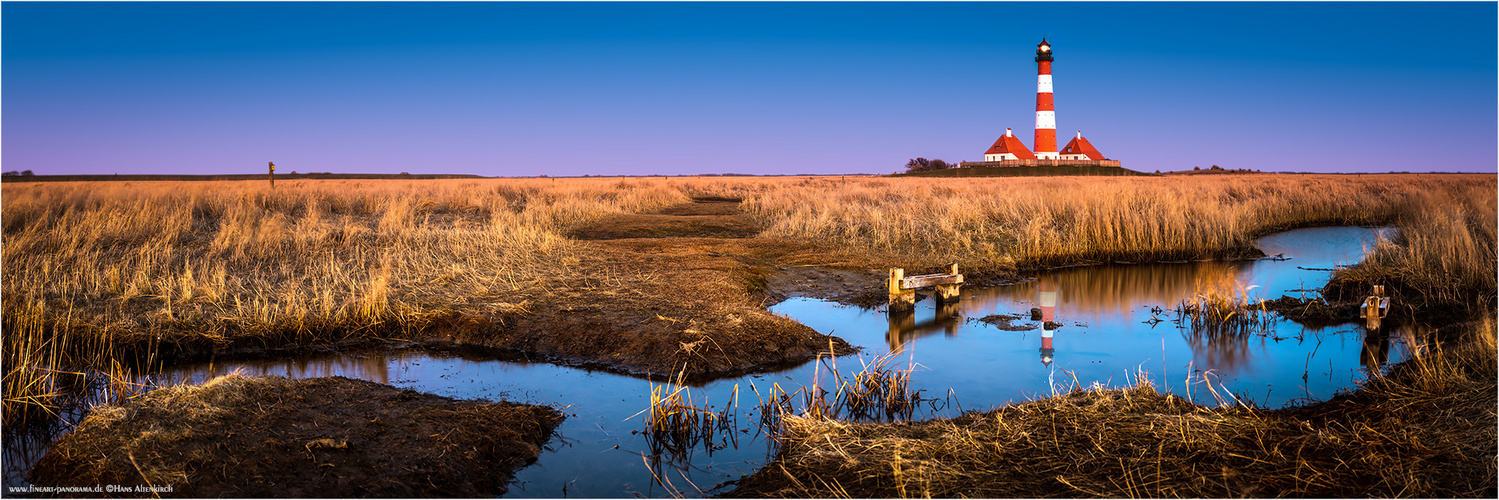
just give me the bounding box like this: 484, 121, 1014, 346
934, 284, 960, 303
1362, 285, 1390, 330
1362, 296, 1381, 331
888, 268, 915, 311
934, 263, 963, 304
268, 162, 275, 189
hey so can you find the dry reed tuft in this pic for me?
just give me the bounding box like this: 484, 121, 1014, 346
821, 349, 924, 422
728, 319, 1496, 498
1176, 286, 1275, 338
749, 381, 795, 434
635, 368, 740, 460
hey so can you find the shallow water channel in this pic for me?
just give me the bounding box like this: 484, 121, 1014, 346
6, 227, 1418, 496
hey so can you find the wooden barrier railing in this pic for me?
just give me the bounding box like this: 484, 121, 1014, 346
888, 264, 963, 311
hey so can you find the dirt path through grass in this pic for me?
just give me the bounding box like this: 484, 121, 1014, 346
569, 197, 760, 240
428, 197, 858, 380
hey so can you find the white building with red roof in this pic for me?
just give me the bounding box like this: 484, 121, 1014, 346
983, 128, 1037, 161
1059, 131, 1105, 160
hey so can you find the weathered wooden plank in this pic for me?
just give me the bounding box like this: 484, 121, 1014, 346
900, 274, 964, 289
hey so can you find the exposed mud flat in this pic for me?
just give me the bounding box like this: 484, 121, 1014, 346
449, 198, 857, 379
762, 266, 888, 308
1261, 295, 1363, 326
568, 199, 760, 239
973, 313, 1039, 331
29, 375, 563, 497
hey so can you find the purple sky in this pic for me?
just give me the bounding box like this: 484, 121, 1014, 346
4, 2, 1495, 176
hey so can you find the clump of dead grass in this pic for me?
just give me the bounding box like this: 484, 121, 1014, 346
1176, 286, 1275, 338
729, 319, 1496, 498
636, 368, 740, 460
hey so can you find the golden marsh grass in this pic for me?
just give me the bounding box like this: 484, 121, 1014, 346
4, 174, 1493, 423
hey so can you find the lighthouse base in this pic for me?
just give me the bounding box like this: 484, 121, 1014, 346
959, 159, 1121, 168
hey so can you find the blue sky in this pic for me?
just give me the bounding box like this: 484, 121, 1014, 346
4, 2, 1495, 176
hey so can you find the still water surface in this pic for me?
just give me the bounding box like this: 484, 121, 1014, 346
7, 227, 1416, 496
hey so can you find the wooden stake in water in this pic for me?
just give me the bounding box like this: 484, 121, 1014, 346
1360, 285, 1390, 331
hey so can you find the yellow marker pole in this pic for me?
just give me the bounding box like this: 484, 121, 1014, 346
269, 162, 276, 189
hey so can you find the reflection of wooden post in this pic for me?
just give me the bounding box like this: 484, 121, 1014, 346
1360, 329, 1390, 374
937, 301, 961, 337
887, 307, 916, 354
268, 162, 275, 189
888, 268, 915, 311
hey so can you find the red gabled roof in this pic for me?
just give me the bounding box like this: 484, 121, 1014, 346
985, 133, 1037, 159
1060, 134, 1104, 160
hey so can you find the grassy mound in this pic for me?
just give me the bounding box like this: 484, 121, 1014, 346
29, 375, 563, 497
728, 321, 1496, 498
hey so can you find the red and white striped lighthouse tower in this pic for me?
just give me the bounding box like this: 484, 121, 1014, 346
1033, 38, 1058, 159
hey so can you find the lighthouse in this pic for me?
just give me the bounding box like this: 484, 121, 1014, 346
964, 39, 1116, 169
1033, 38, 1058, 159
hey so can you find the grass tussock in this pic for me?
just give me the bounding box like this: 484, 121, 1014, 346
28, 374, 564, 497
1176, 286, 1275, 338
746, 347, 932, 431
637, 368, 740, 459
818, 349, 924, 422
730, 319, 1496, 498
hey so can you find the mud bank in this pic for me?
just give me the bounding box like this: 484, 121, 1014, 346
29, 375, 563, 497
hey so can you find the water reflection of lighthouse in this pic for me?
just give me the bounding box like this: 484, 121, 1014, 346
1038, 278, 1058, 366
